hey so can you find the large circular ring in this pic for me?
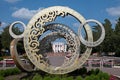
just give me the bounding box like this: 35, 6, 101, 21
9, 21, 26, 38
24, 6, 93, 74
10, 38, 35, 72
78, 19, 105, 47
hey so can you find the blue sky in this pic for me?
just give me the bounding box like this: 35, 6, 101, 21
0, 0, 120, 32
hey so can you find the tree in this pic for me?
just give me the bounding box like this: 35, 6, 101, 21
92, 25, 102, 53
92, 19, 114, 54
102, 19, 114, 53
1, 25, 11, 51
114, 18, 120, 57
0, 35, 3, 56
1, 24, 23, 56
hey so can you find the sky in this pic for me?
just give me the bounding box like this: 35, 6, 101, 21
0, 0, 120, 32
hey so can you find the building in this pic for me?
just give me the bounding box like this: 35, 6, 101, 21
52, 42, 67, 53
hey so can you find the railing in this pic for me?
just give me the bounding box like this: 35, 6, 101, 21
0, 59, 28, 69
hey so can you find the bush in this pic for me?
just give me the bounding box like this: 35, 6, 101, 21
102, 73, 110, 80
52, 76, 61, 80
0, 70, 5, 76
87, 69, 95, 75
32, 74, 42, 80
96, 71, 110, 80
4, 68, 21, 76
87, 68, 100, 75
0, 57, 3, 61
43, 76, 52, 80
61, 77, 67, 80
0, 76, 4, 80
0, 68, 21, 77
84, 76, 92, 80
90, 74, 100, 80
66, 76, 73, 80
76, 76, 83, 80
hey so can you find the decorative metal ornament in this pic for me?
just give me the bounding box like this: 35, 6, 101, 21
39, 23, 80, 69
9, 6, 105, 74
23, 6, 93, 74
10, 38, 35, 72
78, 19, 105, 47
40, 23, 78, 53
9, 21, 26, 38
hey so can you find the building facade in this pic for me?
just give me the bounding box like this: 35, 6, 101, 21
52, 42, 67, 53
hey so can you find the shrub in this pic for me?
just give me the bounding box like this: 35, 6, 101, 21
0, 76, 4, 80
78, 67, 87, 75
97, 71, 110, 80
0, 70, 5, 76
76, 76, 83, 80
43, 76, 52, 80
87, 69, 95, 75
90, 74, 100, 80
94, 68, 100, 75
52, 76, 61, 80
0, 57, 3, 61
101, 72, 110, 80
32, 74, 42, 80
66, 76, 73, 80
84, 76, 92, 80
61, 77, 67, 80
0, 68, 21, 77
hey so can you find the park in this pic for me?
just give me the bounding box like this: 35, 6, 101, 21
0, 0, 120, 80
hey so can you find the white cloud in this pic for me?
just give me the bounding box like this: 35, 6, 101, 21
0, 22, 8, 33
1, 22, 8, 28
106, 6, 120, 17
4, 0, 21, 3
12, 7, 43, 20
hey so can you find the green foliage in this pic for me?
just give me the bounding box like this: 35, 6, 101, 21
0, 76, 4, 80
94, 68, 100, 75
65, 76, 73, 80
84, 76, 92, 80
97, 71, 110, 80
80, 67, 87, 74
90, 74, 100, 80
87, 69, 94, 75
32, 74, 42, 80
20, 69, 110, 80
43, 76, 51, 80
0, 57, 3, 61
76, 76, 83, 80
0, 24, 24, 55
0, 68, 21, 77
0, 70, 5, 76
92, 17, 120, 56
1, 25, 11, 50
0, 35, 3, 54
85, 71, 110, 80
52, 76, 61, 80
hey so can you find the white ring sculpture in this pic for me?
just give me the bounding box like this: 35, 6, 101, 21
9, 6, 105, 74
78, 19, 105, 47
9, 21, 26, 38
23, 6, 93, 74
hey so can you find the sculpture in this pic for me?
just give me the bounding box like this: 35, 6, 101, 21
9, 6, 105, 74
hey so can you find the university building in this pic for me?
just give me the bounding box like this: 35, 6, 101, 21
52, 42, 67, 53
